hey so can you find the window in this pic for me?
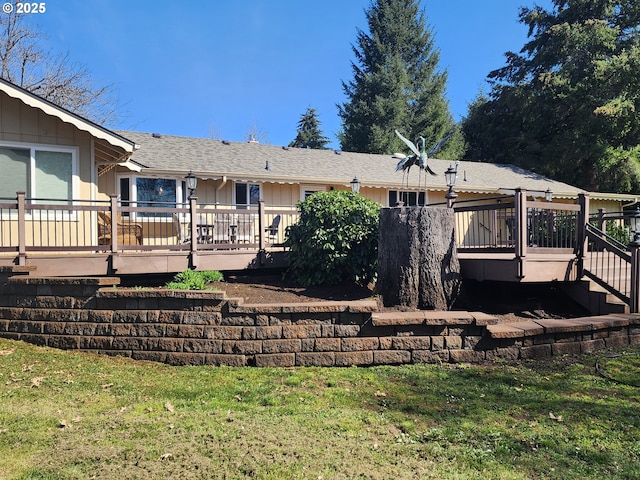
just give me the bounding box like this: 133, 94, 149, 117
235, 182, 260, 207
301, 185, 326, 200
0, 143, 75, 200
389, 190, 426, 207
118, 175, 184, 218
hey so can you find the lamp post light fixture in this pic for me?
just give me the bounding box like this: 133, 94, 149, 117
185, 171, 197, 198
630, 205, 640, 244
350, 176, 361, 194
444, 164, 458, 208
545, 189, 553, 202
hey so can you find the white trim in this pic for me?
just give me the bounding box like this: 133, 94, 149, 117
0, 140, 79, 200
117, 173, 185, 221
0, 78, 137, 153
233, 181, 262, 208
300, 184, 326, 201
388, 189, 428, 207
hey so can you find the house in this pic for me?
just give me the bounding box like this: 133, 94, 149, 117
0, 77, 142, 201
113, 130, 591, 210
1, 76, 638, 280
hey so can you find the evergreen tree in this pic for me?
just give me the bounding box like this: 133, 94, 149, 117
338, 0, 464, 159
289, 107, 330, 149
462, 0, 640, 193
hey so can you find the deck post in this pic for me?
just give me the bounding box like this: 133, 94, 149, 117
629, 241, 640, 313
109, 195, 119, 271
597, 208, 605, 230
514, 188, 527, 279
258, 200, 266, 251
576, 193, 589, 278
257, 200, 266, 265
189, 196, 198, 268
16, 192, 26, 266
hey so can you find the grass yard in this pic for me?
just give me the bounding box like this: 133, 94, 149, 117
0, 338, 639, 479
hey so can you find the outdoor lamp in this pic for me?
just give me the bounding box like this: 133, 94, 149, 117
185, 171, 197, 197
545, 189, 552, 202
630, 206, 640, 244
350, 176, 361, 194
444, 165, 458, 208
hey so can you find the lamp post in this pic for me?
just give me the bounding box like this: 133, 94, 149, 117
444, 165, 458, 208
185, 171, 197, 198
629, 206, 640, 313
630, 206, 640, 244
545, 189, 552, 202
350, 176, 360, 194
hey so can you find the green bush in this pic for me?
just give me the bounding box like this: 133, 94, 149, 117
284, 190, 380, 286
165, 269, 223, 290
606, 221, 631, 245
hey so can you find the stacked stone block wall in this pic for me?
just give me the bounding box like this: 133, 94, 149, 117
0, 277, 638, 367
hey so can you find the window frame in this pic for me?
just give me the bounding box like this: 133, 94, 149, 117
388, 190, 427, 207
117, 174, 185, 220
300, 184, 326, 201
0, 141, 78, 221
234, 182, 261, 208
0, 140, 78, 201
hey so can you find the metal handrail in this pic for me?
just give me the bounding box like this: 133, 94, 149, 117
583, 223, 631, 303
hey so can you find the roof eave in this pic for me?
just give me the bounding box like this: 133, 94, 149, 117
0, 77, 138, 153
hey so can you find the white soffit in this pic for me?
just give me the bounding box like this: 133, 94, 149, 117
0, 78, 137, 153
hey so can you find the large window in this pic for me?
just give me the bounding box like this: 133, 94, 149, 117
235, 182, 260, 207
0, 143, 75, 200
118, 175, 184, 218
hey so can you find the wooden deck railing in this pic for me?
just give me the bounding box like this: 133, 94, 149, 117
583, 223, 631, 304
0, 192, 298, 263
453, 189, 585, 254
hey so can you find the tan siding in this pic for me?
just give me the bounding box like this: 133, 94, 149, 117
0, 91, 95, 200
589, 198, 625, 215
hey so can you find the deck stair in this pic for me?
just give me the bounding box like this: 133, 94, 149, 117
562, 278, 629, 316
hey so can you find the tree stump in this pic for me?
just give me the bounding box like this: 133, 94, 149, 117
377, 206, 461, 310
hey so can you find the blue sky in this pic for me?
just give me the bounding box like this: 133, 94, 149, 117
31, 0, 552, 150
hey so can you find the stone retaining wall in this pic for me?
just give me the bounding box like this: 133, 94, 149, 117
0, 276, 638, 366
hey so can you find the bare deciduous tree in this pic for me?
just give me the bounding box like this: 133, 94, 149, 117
245, 122, 270, 144
0, 2, 124, 126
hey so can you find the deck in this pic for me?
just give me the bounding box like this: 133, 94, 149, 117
2, 189, 639, 312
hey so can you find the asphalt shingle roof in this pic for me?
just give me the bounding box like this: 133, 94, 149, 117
119, 131, 584, 197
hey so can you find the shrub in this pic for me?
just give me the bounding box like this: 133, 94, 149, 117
606, 221, 631, 245
284, 190, 380, 286
165, 269, 223, 290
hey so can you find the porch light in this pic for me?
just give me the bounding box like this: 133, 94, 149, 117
630, 206, 640, 244
185, 171, 197, 197
350, 176, 360, 194
444, 164, 458, 208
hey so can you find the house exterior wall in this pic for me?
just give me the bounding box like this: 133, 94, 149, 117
0, 91, 94, 201
0, 91, 99, 246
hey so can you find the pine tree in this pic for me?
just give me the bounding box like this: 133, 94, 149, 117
338, 0, 464, 159
289, 107, 330, 149
462, 0, 640, 193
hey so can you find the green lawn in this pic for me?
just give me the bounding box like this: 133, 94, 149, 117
1, 338, 639, 479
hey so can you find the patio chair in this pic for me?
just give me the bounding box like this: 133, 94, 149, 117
265, 215, 281, 243
98, 211, 143, 245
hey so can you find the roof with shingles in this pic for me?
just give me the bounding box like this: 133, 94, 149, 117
118, 130, 585, 197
